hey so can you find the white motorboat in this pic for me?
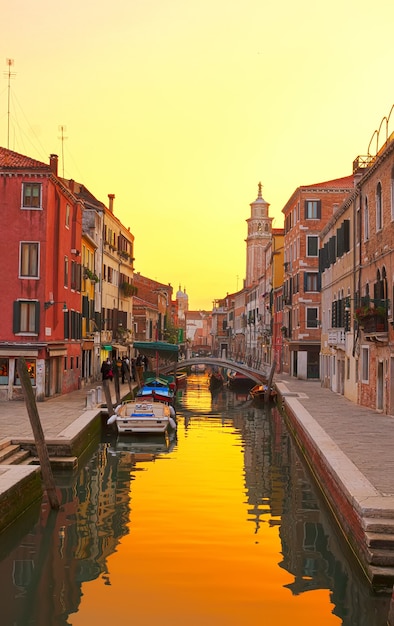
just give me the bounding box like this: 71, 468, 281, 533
107, 401, 177, 435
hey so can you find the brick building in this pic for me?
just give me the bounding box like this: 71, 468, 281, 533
281, 175, 354, 379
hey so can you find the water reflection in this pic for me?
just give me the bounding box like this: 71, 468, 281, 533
0, 373, 390, 625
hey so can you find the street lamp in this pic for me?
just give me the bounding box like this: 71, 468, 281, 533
44, 301, 68, 312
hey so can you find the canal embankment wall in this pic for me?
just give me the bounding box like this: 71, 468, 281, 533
276, 377, 394, 592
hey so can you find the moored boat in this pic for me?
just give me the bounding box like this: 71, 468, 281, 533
209, 370, 224, 391
107, 401, 177, 435
249, 383, 277, 403
137, 376, 175, 404
227, 370, 254, 391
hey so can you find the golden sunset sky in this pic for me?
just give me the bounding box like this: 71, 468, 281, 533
1, 0, 393, 309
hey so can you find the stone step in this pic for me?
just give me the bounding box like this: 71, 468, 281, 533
27, 456, 78, 470
366, 532, 394, 550
363, 517, 394, 534
0, 444, 23, 464
0, 443, 31, 465
366, 548, 394, 567
0, 437, 12, 451
2, 449, 31, 465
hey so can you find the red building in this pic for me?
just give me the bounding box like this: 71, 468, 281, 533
0, 147, 83, 400
281, 176, 354, 379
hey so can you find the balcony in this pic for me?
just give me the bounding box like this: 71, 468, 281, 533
355, 304, 389, 340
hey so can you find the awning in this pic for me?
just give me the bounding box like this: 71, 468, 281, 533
133, 341, 179, 361
102, 345, 112, 351
112, 343, 128, 353
47, 348, 67, 357
82, 340, 94, 349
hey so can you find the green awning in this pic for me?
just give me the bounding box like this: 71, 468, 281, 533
133, 341, 179, 361
102, 345, 112, 351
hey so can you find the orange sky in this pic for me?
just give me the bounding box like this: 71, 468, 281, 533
1, 0, 393, 309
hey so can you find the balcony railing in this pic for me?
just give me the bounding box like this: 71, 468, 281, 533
357, 313, 388, 333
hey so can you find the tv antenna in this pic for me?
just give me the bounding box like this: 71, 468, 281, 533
4, 58, 16, 149
58, 125, 67, 178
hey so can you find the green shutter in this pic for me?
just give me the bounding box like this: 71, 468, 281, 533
13, 301, 20, 333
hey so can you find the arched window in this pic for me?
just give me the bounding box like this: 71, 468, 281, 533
375, 267, 387, 301
376, 181, 383, 231
391, 166, 394, 221
364, 196, 369, 241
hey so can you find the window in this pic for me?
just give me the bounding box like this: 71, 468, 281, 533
13, 300, 40, 334
71, 261, 81, 291
361, 346, 369, 383
64, 256, 69, 288
306, 307, 319, 328
307, 236, 319, 257
14, 360, 36, 386
376, 182, 383, 231
364, 196, 369, 241
391, 166, 394, 221
65, 203, 70, 228
0, 358, 9, 384
305, 200, 321, 220
22, 183, 42, 209
304, 272, 319, 292
20, 242, 39, 278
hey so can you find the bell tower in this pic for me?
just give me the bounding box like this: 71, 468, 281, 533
245, 182, 272, 287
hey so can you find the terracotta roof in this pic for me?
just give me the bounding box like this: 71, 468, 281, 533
301, 175, 354, 189
0, 146, 49, 170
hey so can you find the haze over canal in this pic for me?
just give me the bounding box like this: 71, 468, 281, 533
0, 373, 390, 625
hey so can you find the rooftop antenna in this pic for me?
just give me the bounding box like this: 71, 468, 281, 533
4, 58, 16, 149
58, 125, 67, 178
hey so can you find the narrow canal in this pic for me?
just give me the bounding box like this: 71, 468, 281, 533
0, 373, 391, 625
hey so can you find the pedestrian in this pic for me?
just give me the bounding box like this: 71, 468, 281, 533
136, 354, 144, 384
131, 357, 136, 381
121, 356, 129, 384
101, 358, 113, 381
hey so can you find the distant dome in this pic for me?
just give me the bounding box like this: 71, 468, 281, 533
176, 285, 188, 300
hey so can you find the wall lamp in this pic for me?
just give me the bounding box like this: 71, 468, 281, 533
44, 301, 68, 312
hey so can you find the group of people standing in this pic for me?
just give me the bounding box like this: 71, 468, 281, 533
101, 353, 149, 383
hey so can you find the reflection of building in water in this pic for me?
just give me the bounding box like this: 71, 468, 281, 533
238, 403, 390, 625
236, 405, 288, 534
0, 440, 137, 624
278, 436, 390, 625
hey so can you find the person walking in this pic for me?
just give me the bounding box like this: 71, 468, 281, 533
101, 358, 113, 381
121, 357, 129, 384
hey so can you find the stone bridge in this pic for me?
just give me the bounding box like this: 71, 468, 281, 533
161, 357, 270, 385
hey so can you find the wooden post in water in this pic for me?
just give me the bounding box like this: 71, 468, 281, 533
102, 379, 115, 416
113, 359, 121, 405
16, 358, 60, 510
264, 359, 277, 406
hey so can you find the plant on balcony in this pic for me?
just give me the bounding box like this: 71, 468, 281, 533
84, 267, 99, 283
355, 305, 387, 331
120, 281, 136, 297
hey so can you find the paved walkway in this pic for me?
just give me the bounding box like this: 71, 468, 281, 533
0, 381, 133, 440
275, 374, 394, 498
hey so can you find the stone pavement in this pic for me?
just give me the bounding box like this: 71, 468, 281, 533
275, 373, 394, 497
0, 380, 133, 440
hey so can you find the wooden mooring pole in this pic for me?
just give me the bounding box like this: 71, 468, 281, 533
264, 359, 277, 406
16, 358, 60, 510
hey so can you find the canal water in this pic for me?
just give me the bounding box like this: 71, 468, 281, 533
0, 373, 391, 626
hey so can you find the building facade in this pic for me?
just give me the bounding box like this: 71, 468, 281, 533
0, 148, 83, 400
281, 176, 354, 379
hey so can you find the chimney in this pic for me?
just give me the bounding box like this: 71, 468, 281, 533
49, 154, 58, 176
108, 193, 115, 213
69, 179, 75, 193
